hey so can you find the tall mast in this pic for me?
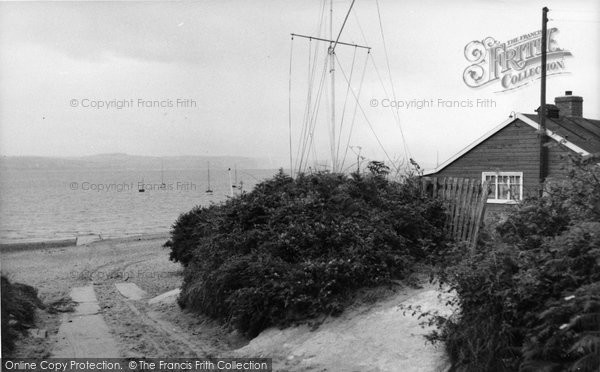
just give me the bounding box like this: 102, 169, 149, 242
207, 161, 210, 188
291, 0, 364, 174
329, 0, 337, 172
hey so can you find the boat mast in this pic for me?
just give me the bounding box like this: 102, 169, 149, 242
292, 0, 361, 174
228, 168, 234, 197
329, 0, 336, 172
160, 159, 166, 188
206, 161, 213, 193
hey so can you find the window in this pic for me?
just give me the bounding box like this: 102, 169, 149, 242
482, 172, 523, 203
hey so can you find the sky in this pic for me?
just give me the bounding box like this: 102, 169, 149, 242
0, 0, 598, 171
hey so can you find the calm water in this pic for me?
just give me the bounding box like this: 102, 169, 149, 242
0, 168, 278, 243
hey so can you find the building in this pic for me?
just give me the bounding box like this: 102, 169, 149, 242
423, 91, 600, 213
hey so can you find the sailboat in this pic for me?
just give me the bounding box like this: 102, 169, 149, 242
159, 160, 167, 190
205, 162, 213, 194
231, 164, 240, 189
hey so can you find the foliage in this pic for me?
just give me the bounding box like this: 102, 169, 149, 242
496, 155, 600, 248
166, 165, 447, 337
429, 159, 600, 371
1, 276, 44, 355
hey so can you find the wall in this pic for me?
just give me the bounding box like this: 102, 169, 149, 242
431, 118, 574, 216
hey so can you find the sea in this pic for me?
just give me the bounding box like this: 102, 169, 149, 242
0, 167, 278, 244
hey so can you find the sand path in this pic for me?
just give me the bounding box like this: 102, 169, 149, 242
3, 236, 452, 370
52, 285, 120, 357
1, 236, 229, 358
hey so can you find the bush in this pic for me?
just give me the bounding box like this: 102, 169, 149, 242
497, 156, 600, 249
166, 166, 447, 337
429, 159, 600, 371
1, 276, 44, 355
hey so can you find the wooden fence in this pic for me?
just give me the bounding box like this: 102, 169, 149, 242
421, 177, 490, 251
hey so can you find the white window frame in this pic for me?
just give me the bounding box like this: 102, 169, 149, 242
482, 171, 523, 204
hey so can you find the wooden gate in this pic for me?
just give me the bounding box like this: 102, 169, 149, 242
422, 177, 490, 251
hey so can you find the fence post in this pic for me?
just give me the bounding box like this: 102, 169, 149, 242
470, 180, 490, 252
458, 178, 474, 242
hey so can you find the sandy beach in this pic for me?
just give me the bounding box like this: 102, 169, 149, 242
1, 235, 232, 358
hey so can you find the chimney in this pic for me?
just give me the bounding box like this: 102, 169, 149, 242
535, 104, 560, 118
554, 91, 583, 117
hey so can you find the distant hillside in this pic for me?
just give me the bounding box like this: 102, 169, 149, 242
0, 154, 280, 171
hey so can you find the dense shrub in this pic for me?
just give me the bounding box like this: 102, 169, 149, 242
1, 276, 44, 354
166, 166, 446, 337
430, 158, 600, 371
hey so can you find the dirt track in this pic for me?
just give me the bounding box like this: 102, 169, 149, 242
2, 236, 451, 371
1, 236, 231, 358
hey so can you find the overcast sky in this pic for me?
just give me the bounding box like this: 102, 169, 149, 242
0, 0, 598, 170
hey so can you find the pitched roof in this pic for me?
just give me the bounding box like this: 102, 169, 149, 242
423, 112, 600, 176
522, 114, 600, 153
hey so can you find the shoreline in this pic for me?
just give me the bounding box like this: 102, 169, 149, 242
0, 231, 170, 253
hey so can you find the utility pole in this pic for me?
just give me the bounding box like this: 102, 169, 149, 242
350, 145, 362, 174
538, 6, 548, 196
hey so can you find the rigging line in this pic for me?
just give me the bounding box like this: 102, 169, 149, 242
368, 52, 410, 164
288, 35, 294, 178
332, 0, 357, 53
334, 53, 399, 174
352, 6, 369, 46
375, 0, 411, 161
307, 55, 330, 171
320, 59, 330, 173
300, 43, 326, 174
301, 24, 328, 169
295, 38, 313, 171
336, 46, 358, 164
341, 50, 369, 171
296, 1, 326, 172
313, 0, 328, 37
301, 53, 329, 173
298, 37, 323, 171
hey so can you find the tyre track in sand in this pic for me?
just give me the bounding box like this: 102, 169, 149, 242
91, 252, 217, 357
50, 238, 224, 358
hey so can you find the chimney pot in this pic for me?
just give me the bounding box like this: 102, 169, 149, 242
565, 90, 572, 95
